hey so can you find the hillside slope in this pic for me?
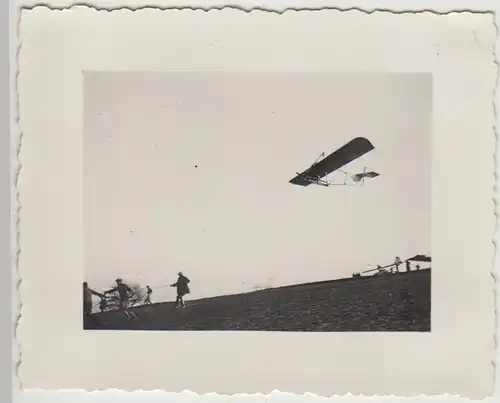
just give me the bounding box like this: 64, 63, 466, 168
85, 269, 431, 331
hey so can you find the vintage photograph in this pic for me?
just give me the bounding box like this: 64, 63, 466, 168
18, 8, 495, 395
83, 72, 431, 332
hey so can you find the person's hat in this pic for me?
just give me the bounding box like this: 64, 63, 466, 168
116, 278, 123, 283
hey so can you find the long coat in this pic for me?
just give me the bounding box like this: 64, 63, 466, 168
172, 275, 190, 296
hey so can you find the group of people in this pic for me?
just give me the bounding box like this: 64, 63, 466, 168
83, 272, 191, 320
395, 256, 421, 272
83, 278, 138, 319
376, 257, 421, 274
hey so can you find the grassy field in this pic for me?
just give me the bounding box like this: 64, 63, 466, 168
85, 269, 431, 331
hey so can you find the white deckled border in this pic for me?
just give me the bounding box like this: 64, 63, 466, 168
13, 4, 497, 401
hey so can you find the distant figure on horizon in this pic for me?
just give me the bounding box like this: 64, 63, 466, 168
171, 272, 190, 308
105, 278, 138, 319
144, 285, 153, 305
83, 282, 106, 318
416, 264, 421, 271
394, 256, 402, 273
405, 260, 411, 272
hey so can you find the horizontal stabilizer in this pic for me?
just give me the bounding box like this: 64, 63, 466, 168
351, 171, 380, 183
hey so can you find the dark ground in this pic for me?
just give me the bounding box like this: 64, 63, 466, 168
84, 269, 431, 331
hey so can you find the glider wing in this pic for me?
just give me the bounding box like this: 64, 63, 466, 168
290, 137, 375, 186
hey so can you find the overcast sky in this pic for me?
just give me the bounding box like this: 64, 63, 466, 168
84, 72, 431, 302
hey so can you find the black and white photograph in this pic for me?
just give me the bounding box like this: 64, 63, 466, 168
18, 8, 496, 396
83, 72, 431, 332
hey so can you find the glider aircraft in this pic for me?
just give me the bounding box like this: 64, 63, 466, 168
352, 255, 432, 278
289, 137, 380, 188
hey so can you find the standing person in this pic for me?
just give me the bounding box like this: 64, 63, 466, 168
83, 282, 105, 318
105, 278, 138, 319
170, 272, 190, 308
394, 256, 402, 273
99, 297, 107, 312
405, 260, 411, 272
144, 285, 153, 305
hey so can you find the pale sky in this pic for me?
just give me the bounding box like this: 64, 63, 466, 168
84, 72, 431, 302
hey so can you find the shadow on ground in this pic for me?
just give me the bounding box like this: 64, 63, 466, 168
85, 269, 431, 331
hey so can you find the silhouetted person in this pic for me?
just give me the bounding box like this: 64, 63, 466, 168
83, 282, 105, 318
105, 278, 138, 319
394, 256, 402, 273
144, 285, 153, 305
171, 272, 190, 308
406, 260, 411, 272
416, 264, 421, 271
99, 297, 107, 312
